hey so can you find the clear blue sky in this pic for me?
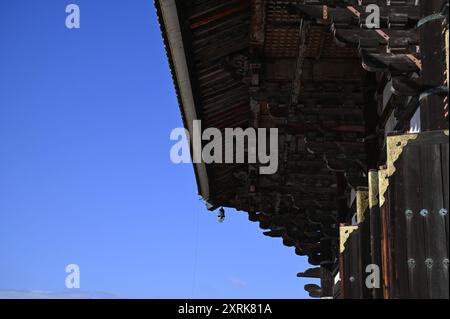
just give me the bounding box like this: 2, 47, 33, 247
0, 0, 315, 298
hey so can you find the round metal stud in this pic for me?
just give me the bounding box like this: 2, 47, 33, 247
420, 209, 429, 217
425, 258, 434, 269
407, 258, 416, 269
405, 209, 413, 217
439, 208, 448, 217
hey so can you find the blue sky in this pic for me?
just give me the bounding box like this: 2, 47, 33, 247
0, 0, 315, 298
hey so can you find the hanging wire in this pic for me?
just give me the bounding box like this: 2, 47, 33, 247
191, 207, 201, 298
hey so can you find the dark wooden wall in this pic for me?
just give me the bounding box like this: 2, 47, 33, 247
385, 130, 449, 298
340, 130, 449, 299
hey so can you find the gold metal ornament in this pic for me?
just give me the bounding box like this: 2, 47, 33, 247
368, 170, 379, 209
340, 225, 358, 254
356, 190, 369, 224
386, 133, 418, 177
379, 169, 389, 207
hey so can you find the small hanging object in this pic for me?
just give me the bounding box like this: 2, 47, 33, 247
218, 207, 225, 223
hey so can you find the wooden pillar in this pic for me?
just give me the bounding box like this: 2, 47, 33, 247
378, 167, 393, 299
356, 187, 373, 299
418, 0, 448, 130
368, 170, 384, 299
363, 72, 380, 170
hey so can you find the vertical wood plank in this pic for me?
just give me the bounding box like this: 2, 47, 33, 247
403, 145, 427, 298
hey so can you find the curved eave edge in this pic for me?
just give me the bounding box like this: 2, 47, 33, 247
155, 0, 211, 203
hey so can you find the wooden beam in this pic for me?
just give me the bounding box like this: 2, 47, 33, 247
297, 267, 321, 278
190, 1, 250, 29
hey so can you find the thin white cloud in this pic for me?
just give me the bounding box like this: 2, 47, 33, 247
0, 289, 118, 299
228, 277, 247, 289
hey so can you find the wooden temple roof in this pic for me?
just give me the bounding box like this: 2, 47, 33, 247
155, 0, 438, 293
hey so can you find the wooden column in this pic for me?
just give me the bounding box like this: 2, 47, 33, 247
419, 0, 448, 130
363, 72, 380, 170
368, 170, 384, 299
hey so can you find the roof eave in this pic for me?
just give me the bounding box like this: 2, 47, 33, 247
155, 0, 211, 202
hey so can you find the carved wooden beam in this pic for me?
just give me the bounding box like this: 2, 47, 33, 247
287, 3, 419, 28
361, 51, 421, 74
190, 1, 250, 29
297, 267, 321, 278
333, 28, 418, 49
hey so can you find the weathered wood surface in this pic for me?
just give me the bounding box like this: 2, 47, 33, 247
369, 170, 384, 299
386, 130, 449, 298
419, 0, 448, 130
340, 225, 363, 299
